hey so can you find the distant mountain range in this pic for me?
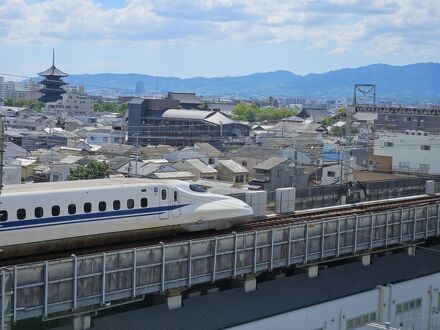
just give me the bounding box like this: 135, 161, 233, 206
64, 63, 440, 102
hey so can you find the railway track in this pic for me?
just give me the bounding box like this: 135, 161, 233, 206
3, 194, 440, 267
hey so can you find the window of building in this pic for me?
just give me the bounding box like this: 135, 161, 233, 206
113, 200, 121, 210
420, 164, 430, 172
0, 211, 8, 222
127, 199, 134, 209
241, 160, 248, 167
83, 202, 92, 213
140, 198, 148, 208
346, 312, 376, 329
235, 175, 244, 183
103, 137, 108, 142
161, 189, 167, 200
114, 137, 120, 143
405, 116, 412, 122
52, 205, 60, 216
68, 204, 76, 215
99, 201, 106, 211
174, 191, 178, 202
34, 207, 44, 218
90, 136, 95, 141
384, 142, 394, 147
327, 171, 336, 177
208, 158, 215, 165
396, 298, 422, 314
277, 169, 281, 177
17, 208, 26, 220
421, 145, 431, 151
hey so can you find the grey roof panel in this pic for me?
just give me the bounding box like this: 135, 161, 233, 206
218, 159, 248, 173
254, 156, 288, 170
162, 109, 210, 120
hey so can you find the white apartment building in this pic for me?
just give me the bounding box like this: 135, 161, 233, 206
45, 89, 94, 117
82, 126, 125, 145
0, 77, 40, 100
374, 131, 440, 174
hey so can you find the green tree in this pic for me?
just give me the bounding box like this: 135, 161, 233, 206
67, 161, 110, 180
321, 117, 336, 126
94, 101, 128, 117
4, 99, 44, 111
230, 103, 297, 122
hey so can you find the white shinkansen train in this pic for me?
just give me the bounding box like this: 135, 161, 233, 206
0, 178, 253, 258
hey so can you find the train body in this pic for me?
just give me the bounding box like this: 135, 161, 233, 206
0, 178, 253, 258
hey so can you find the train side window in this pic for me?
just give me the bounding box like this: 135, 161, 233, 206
17, 208, 26, 220
84, 203, 92, 213
113, 200, 121, 210
127, 199, 134, 209
161, 189, 167, 200
52, 205, 60, 216
68, 204, 76, 215
34, 207, 44, 218
0, 211, 7, 222
140, 198, 148, 208
174, 191, 178, 202
99, 201, 106, 212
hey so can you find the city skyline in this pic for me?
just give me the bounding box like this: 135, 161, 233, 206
1, 0, 439, 79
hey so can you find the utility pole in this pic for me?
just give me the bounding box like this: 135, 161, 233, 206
0, 115, 4, 195
135, 133, 139, 178
293, 138, 297, 188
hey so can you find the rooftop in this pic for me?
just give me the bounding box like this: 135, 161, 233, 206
182, 158, 217, 174
167, 92, 203, 105
254, 156, 289, 170
218, 159, 248, 173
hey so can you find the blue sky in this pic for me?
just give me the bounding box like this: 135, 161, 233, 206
1, 0, 439, 79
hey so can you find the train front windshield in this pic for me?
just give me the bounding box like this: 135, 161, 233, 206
189, 184, 207, 193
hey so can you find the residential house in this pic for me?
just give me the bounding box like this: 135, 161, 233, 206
320, 158, 355, 186
81, 126, 125, 145
217, 159, 248, 185
33, 163, 79, 182
173, 159, 218, 180
232, 145, 280, 176
249, 157, 295, 196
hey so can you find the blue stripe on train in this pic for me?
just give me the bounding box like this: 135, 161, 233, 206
0, 204, 187, 232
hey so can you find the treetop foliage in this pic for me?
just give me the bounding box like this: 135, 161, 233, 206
230, 103, 297, 122
93, 102, 128, 117
67, 160, 110, 181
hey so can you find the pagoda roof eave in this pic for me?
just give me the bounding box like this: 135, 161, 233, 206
38, 65, 69, 77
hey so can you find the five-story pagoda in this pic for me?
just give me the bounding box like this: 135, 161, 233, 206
38, 49, 68, 103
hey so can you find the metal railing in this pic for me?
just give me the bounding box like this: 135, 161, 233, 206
1, 201, 440, 326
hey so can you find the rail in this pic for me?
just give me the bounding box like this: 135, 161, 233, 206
1, 196, 440, 325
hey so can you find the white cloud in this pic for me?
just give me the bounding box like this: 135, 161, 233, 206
0, 0, 439, 58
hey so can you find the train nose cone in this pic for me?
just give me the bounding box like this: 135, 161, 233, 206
221, 197, 253, 217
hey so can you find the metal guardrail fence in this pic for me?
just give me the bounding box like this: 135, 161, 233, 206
1, 201, 440, 326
